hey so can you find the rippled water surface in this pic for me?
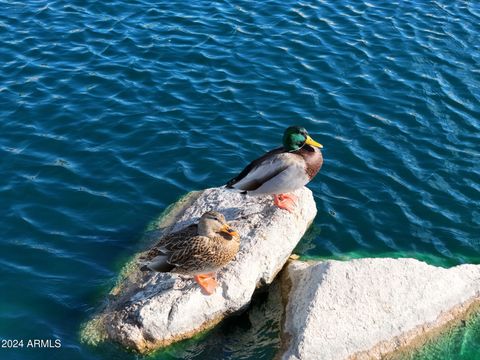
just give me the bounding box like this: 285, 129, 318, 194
1, 0, 479, 359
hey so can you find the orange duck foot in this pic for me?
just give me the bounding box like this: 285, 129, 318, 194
194, 273, 218, 295
273, 193, 297, 213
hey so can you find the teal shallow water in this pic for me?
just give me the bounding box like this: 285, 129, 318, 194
1, 0, 479, 359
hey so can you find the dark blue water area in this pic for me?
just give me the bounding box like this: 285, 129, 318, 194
0, 0, 479, 359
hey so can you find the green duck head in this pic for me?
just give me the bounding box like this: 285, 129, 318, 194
282, 126, 323, 152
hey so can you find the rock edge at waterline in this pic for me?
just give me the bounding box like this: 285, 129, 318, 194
81, 186, 317, 352
279, 258, 480, 360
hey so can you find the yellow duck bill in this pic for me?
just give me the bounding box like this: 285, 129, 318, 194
220, 224, 239, 237
305, 135, 323, 148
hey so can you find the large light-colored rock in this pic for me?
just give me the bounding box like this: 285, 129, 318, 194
82, 186, 316, 352
280, 258, 480, 360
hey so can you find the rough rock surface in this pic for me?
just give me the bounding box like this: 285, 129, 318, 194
82, 186, 317, 352
279, 258, 480, 360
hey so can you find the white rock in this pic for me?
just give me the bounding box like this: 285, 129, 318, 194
82, 186, 317, 352
280, 258, 480, 360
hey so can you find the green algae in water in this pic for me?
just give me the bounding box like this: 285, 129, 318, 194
298, 250, 462, 268
389, 309, 480, 360
295, 226, 475, 269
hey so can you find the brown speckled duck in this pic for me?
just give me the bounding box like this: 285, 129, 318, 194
226, 126, 323, 212
140, 211, 240, 295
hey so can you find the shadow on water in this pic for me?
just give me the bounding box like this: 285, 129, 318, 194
85, 285, 283, 360
153, 288, 282, 360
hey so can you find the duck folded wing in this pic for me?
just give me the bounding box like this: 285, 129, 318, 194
142, 224, 198, 260
226, 148, 291, 191
247, 163, 307, 195
157, 224, 198, 251
139, 224, 196, 263
168, 236, 217, 268
140, 235, 211, 272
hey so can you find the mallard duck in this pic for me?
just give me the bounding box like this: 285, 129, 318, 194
226, 126, 323, 212
140, 211, 240, 295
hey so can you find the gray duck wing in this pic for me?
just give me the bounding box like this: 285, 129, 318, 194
226, 147, 290, 191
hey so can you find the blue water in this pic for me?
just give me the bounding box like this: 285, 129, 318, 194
1, 0, 479, 359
